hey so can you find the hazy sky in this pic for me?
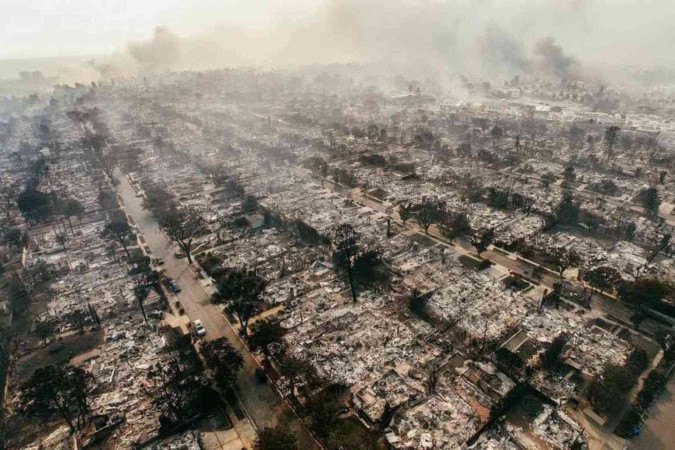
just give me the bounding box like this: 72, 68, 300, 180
2, 0, 675, 71
0, 0, 318, 59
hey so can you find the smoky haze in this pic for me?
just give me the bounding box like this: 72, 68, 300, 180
8, 0, 675, 85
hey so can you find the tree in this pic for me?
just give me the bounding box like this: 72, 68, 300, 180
55, 231, 68, 251
254, 427, 298, 450
352, 250, 390, 292
587, 364, 636, 415
555, 192, 580, 225
18, 364, 92, 431
101, 216, 133, 257
604, 125, 621, 158
495, 348, 524, 377
23, 258, 56, 290
142, 183, 176, 212
7, 277, 30, 316
568, 125, 584, 148
304, 383, 350, 440
157, 206, 205, 264
34, 319, 56, 345
0, 181, 19, 218
326, 419, 375, 450
630, 309, 646, 331
1, 227, 26, 250
409, 288, 429, 317
202, 337, 243, 386
470, 228, 494, 254
57, 198, 84, 235
490, 126, 504, 147
584, 266, 622, 293
334, 224, 359, 302
659, 171, 667, 184
398, 203, 413, 223
626, 348, 649, 374
540, 334, 568, 369
303, 156, 329, 186
618, 278, 672, 310
438, 211, 471, 240
133, 283, 150, 323
242, 195, 258, 213
145, 360, 203, 427
278, 354, 317, 396
414, 200, 446, 234
638, 186, 660, 216
212, 269, 266, 336
17, 188, 55, 222
249, 320, 285, 357
563, 166, 576, 185
97, 188, 119, 210
69, 309, 88, 335
548, 247, 581, 277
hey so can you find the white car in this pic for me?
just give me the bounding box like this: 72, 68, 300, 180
193, 320, 207, 337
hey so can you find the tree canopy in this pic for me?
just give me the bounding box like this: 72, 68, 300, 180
18, 364, 93, 431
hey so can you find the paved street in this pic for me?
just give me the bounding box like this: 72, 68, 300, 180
631, 376, 675, 450
116, 173, 318, 449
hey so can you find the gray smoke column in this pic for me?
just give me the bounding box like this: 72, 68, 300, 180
127, 27, 183, 71
476, 26, 529, 78
531, 36, 579, 79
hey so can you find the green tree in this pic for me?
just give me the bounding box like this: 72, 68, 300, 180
157, 206, 205, 264
555, 192, 580, 225
352, 250, 390, 292
540, 334, 568, 369
145, 359, 203, 427
17, 188, 55, 223
202, 337, 243, 386
638, 186, 660, 216
563, 165, 576, 185
18, 364, 92, 431
587, 364, 636, 415
618, 278, 671, 309
34, 319, 56, 345
490, 126, 504, 147
470, 228, 494, 254
278, 354, 318, 396
414, 200, 446, 234
438, 211, 471, 240
398, 203, 413, 224
584, 266, 622, 293
548, 247, 581, 277
249, 320, 285, 357
1, 227, 26, 250
254, 427, 298, 450
7, 277, 30, 316
211, 269, 266, 336
101, 216, 133, 257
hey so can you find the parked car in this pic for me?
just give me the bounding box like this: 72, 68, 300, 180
193, 320, 206, 337
151, 257, 165, 266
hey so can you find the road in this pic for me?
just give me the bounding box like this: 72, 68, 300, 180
631, 375, 675, 450
116, 173, 319, 449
